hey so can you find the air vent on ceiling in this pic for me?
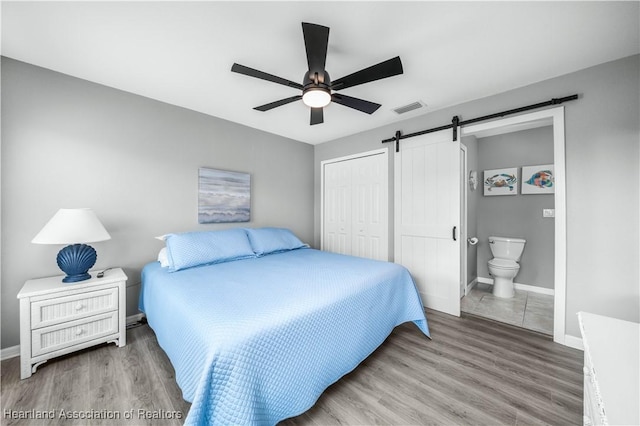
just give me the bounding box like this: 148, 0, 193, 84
392, 101, 426, 115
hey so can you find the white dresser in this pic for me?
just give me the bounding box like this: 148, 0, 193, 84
17, 268, 127, 379
578, 312, 639, 426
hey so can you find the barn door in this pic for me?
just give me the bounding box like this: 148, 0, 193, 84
394, 129, 461, 316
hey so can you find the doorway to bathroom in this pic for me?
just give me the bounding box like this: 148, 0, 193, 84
459, 107, 566, 342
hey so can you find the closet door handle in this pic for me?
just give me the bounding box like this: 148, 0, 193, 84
452, 226, 457, 241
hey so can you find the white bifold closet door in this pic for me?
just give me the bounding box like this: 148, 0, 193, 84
322, 150, 388, 261
394, 129, 461, 316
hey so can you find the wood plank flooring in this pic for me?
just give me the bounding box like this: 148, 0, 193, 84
1, 310, 583, 425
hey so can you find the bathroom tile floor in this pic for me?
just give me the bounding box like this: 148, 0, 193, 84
461, 283, 554, 335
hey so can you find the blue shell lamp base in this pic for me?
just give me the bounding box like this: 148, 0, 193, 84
57, 243, 97, 283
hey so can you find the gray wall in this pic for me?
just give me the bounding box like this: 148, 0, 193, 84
1, 58, 314, 349
314, 55, 640, 338
476, 126, 555, 289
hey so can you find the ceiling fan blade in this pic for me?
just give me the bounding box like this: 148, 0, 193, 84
231, 63, 303, 90
331, 56, 403, 91
310, 107, 324, 125
302, 22, 330, 75
254, 95, 302, 112
331, 93, 381, 114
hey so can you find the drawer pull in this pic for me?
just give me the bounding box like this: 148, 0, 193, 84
76, 329, 83, 336
75, 303, 84, 311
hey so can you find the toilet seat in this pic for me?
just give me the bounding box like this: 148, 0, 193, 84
488, 258, 519, 269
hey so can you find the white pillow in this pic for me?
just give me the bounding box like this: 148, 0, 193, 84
157, 247, 170, 268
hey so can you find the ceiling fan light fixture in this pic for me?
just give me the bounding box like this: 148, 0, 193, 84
231, 22, 404, 125
302, 88, 331, 108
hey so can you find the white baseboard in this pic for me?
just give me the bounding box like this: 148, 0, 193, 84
465, 278, 479, 295
562, 334, 584, 351
126, 313, 145, 325
1, 314, 146, 361
1, 345, 20, 361
477, 277, 555, 296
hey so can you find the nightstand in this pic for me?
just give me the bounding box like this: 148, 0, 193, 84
17, 268, 127, 379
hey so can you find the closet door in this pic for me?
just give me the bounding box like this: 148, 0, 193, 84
322, 150, 388, 261
323, 159, 352, 255
351, 153, 387, 260
395, 129, 461, 316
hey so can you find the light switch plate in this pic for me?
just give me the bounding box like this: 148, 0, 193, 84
543, 208, 555, 218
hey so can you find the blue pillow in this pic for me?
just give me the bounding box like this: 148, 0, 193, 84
245, 227, 308, 256
164, 228, 256, 271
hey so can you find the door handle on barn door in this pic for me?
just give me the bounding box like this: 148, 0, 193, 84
452, 226, 457, 241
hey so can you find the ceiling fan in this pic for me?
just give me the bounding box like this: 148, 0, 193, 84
231, 22, 403, 125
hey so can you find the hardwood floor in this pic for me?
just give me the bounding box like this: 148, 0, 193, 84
1, 310, 583, 425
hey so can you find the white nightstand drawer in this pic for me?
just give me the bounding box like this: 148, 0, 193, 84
31, 287, 118, 329
32, 311, 119, 357
18, 268, 127, 379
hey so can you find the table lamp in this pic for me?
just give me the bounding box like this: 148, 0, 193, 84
32, 208, 111, 283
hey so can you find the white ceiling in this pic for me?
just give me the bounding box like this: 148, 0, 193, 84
2, 1, 638, 145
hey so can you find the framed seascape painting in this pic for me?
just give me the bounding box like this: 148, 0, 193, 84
198, 167, 251, 223
483, 167, 518, 196
522, 164, 555, 194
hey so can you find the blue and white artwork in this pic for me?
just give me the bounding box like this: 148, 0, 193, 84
483, 167, 518, 196
198, 168, 251, 223
522, 164, 554, 194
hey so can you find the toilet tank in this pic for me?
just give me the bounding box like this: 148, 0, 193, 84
489, 236, 526, 261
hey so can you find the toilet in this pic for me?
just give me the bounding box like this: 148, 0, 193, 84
487, 236, 526, 298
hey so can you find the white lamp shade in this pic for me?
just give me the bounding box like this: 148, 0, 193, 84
302, 89, 331, 108
32, 208, 111, 244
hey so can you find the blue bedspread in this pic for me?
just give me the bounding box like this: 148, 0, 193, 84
139, 248, 429, 425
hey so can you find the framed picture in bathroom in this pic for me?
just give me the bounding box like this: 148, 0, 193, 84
521, 164, 555, 194
483, 167, 518, 196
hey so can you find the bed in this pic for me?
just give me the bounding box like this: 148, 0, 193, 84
139, 227, 429, 425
